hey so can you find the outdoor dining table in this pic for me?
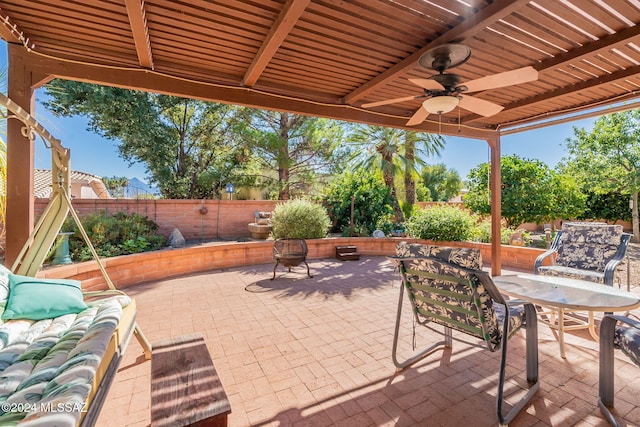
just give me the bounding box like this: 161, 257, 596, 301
493, 274, 640, 358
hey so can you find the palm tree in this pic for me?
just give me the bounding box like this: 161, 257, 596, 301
348, 125, 445, 221
403, 131, 445, 206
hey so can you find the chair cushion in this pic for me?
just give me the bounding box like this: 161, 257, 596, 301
614, 324, 640, 367
395, 242, 482, 270
556, 222, 622, 271
536, 265, 605, 284
494, 303, 527, 340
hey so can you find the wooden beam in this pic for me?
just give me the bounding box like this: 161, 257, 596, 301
125, 0, 154, 69
342, 0, 530, 105
462, 28, 640, 126
534, 24, 640, 72
18, 48, 496, 139
243, 0, 310, 87
499, 65, 640, 117
488, 136, 501, 277
0, 8, 34, 47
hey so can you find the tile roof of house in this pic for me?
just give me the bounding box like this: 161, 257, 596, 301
34, 169, 111, 199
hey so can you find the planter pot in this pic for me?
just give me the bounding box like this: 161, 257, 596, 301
248, 223, 272, 239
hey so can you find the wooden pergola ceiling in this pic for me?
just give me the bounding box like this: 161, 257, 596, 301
2, 0, 640, 139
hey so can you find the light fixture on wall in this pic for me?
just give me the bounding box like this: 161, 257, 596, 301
422, 95, 459, 115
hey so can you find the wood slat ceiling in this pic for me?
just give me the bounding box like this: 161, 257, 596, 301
2, 0, 640, 139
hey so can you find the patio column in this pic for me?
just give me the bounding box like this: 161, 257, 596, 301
487, 135, 502, 276
5, 44, 37, 266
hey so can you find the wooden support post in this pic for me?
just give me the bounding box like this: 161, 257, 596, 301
488, 135, 502, 277
6, 44, 36, 266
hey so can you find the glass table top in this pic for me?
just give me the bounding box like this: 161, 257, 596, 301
493, 273, 640, 311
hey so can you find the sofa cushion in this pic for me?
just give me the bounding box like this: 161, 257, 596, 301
2, 275, 87, 321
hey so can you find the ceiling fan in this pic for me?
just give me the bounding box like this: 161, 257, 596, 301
361, 44, 538, 126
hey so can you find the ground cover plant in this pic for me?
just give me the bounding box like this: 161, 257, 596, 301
62, 211, 165, 261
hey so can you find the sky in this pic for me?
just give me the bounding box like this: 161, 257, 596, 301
0, 41, 596, 184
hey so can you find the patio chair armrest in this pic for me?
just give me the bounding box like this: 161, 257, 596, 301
604, 233, 631, 285
534, 249, 556, 272
534, 230, 562, 273
601, 313, 640, 332
505, 298, 530, 307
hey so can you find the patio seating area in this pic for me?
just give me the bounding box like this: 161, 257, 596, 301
95, 256, 640, 427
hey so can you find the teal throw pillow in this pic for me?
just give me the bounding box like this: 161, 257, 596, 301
2, 274, 88, 321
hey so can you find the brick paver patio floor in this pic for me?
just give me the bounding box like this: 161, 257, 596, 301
95, 256, 640, 426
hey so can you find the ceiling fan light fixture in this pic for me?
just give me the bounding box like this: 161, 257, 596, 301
422, 96, 459, 115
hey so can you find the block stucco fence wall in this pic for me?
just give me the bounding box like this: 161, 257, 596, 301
34, 198, 281, 241
37, 237, 546, 292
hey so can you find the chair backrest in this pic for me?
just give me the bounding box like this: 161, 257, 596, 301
395, 241, 483, 270
555, 222, 623, 272
394, 243, 504, 351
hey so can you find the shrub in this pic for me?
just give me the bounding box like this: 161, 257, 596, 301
405, 205, 476, 242
472, 219, 513, 244
63, 211, 165, 261
324, 170, 394, 236
270, 199, 331, 239
375, 214, 395, 236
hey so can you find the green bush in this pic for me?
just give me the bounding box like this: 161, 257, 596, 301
63, 211, 165, 261
375, 214, 395, 235
472, 219, 513, 244
324, 170, 394, 236
270, 199, 331, 239
405, 205, 476, 242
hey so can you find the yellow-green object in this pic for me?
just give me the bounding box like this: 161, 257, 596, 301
0, 93, 151, 359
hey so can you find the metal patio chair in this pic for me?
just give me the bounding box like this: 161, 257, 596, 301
599, 314, 640, 426
534, 222, 631, 346
389, 243, 539, 426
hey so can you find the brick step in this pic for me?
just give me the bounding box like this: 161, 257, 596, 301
336, 246, 360, 261
337, 252, 360, 261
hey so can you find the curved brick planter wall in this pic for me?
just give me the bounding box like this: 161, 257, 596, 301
37, 238, 546, 292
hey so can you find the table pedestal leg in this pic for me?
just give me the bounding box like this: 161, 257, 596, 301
558, 307, 566, 359
587, 311, 599, 341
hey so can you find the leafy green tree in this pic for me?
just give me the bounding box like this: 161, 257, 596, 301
102, 176, 128, 198
324, 170, 394, 236
241, 110, 345, 200
348, 125, 444, 222
578, 191, 632, 222
42, 80, 255, 199
419, 163, 462, 202
464, 155, 584, 228
563, 111, 640, 241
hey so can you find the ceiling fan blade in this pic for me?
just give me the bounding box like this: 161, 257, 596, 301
463, 66, 538, 93
408, 78, 444, 90
458, 95, 504, 117
362, 95, 422, 108
406, 106, 429, 126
